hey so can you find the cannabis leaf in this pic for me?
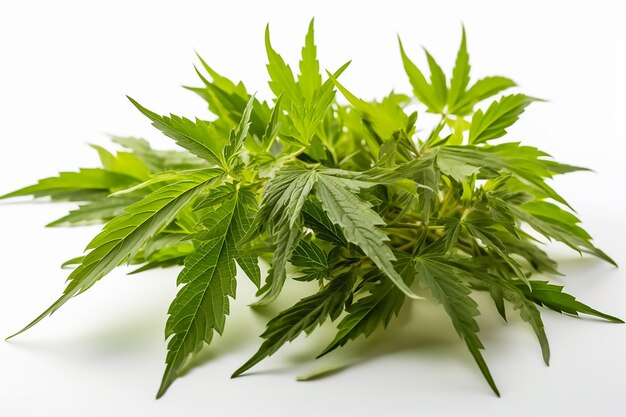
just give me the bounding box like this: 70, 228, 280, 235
413, 253, 499, 396
315, 173, 421, 299
232, 271, 355, 377
7, 174, 218, 339
158, 184, 257, 398
319, 253, 415, 356
128, 97, 228, 169
469, 94, 536, 144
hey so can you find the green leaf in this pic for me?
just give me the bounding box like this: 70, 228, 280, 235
291, 239, 329, 282
251, 167, 319, 305
469, 94, 535, 144
298, 18, 322, 99
453, 76, 517, 115
232, 271, 354, 377
111, 136, 207, 172
495, 230, 561, 275
499, 280, 551, 364
231, 190, 262, 288
187, 55, 271, 140
223, 95, 255, 165
398, 38, 439, 112
315, 173, 422, 300
256, 217, 302, 305
90, 144, 152, 181
447, 27, 470, 112
285, 61, 349, 145
438, 143, 573, 207
516, 280, 623, 323
414, 254, 500, 396
301, 201, 348, 246
424, 48, 448, 109
258, 94, 283, 152
8, 176, 214, 340
265, 24, 301, 105
437, 154, 480, 181
128, 96, 227, 168
0, 168, 139, 201
157, 183, 256, 397
319, 253, 415, 356
291, 239, 327, 269
46, 196, 139, 227
511, 200, 616, 265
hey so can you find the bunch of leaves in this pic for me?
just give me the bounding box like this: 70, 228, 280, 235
3, 20, 621, 398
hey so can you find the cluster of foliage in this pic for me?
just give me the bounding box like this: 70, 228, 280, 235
3, 20, 621, 398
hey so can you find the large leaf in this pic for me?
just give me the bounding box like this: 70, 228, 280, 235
315, 173, 421, 299
158, 184, 257, 397
8, 175, 217, 339
253, 167, 318, 305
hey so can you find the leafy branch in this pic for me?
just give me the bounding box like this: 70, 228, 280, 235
2, 20, 621, 399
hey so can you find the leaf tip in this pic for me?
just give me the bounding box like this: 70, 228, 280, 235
155, 384, 168, 400
126, 95, 140, 107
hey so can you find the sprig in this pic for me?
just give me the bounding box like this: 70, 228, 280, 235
2, 20, 621, 398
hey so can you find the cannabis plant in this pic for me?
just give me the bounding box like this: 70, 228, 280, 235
3, 20, 621, 398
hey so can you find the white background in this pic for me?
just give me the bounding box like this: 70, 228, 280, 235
1, 1, 625, 416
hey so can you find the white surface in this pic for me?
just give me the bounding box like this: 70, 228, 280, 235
1, 1, 625, 416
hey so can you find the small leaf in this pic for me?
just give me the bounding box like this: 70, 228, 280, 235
232, 272, 354, 377
437, 154, 480, 181
453, 76, 517, 115
414, 254, 500, 396
398, 38, 439, 112
298, 18, 322, 99
448, 27, 471, 112
265, 24, 301, 105
319, 253, 415, 356
516, 281, 623, 323
469, 94, 536, 144
424, 48, 448, 109
128, 97, 227, 168
223, 95, 255, 164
